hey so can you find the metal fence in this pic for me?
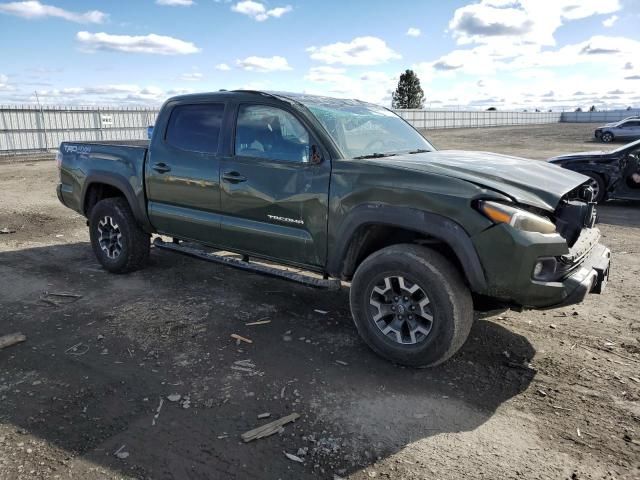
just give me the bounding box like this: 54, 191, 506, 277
2, 104, 634, 155
0, 105, 159, 154
559, 110, 640, 123
395, 109, 561, 129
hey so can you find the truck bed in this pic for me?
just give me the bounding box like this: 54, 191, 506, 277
57, 141, 149, 227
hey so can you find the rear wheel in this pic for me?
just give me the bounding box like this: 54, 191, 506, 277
89, 197, 150, 273
601, 131, 614, 143
584, 172, 606, 203
349, 244, 474, 367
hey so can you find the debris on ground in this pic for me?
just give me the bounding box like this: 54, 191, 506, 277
0, 227, 16, 234
285, 452, 304, 463
231, 359, 264, 377
241, 413, 300, 443
335, 360, 348, 366
0, 333, 26, 350
167, 394, 181, 402
231, 333, 253, 344
245, 319, 271, 326
314, 309, 329, 315
40, 291, 82, 307
64, 342, 89, 356
152, 398, 164, 426
257, 412, 271, 419
114, 445, 129, 459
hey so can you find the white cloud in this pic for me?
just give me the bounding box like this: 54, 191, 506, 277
602, 14, 618, 27
180, 72, 203, 81
0, 0, 107, 23
156, 0, 194, 5
307, 36, 401, 66
76, 31, 200, 55
406, 27, 421, 37
0, 73, 12, 91
230, 1, 291, 21
26, 84, 171, 104
304, 66, 349, 83
449, 0, 621, 47
236, 55, 291, 72
215, 63, 231, 71
303, 67, 395, 104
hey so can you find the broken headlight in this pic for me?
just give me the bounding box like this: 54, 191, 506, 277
478, 201, 556, 234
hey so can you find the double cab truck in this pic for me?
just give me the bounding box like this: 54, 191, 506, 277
57, 90, 611, 367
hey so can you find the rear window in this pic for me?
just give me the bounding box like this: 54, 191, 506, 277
165, 103, 224, 154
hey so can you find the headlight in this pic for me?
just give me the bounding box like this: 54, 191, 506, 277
478, 201, 556, 234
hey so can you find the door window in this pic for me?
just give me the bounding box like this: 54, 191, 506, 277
165, 103, 224, 154
235, 105, 309, 163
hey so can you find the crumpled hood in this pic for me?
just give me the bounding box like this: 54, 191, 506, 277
368, 150, 589, 211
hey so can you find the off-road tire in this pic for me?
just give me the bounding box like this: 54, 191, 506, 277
350, 244, 474, 367
89, 197, 150, 273
584, 172, 606, 203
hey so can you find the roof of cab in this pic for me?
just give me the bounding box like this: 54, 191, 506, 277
165, 89, 375, 109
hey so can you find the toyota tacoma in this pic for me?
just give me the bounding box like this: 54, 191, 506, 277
56, 90, 611, 367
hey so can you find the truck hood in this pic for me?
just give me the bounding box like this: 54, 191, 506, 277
368, 150, 588, 211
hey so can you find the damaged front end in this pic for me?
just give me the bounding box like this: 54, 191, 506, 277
471, 182, 611, 309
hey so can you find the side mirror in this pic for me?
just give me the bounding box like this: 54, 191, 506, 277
309, 144, 323, 165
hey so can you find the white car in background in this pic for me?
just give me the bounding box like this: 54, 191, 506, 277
594, 116, 640, 142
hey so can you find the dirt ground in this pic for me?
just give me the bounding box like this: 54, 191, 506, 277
0, 123, 638, 480
426, 122, 617, 160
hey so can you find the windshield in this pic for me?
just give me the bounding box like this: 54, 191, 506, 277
299, 98, 434, 159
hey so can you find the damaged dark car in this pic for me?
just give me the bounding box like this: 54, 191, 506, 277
548, 139, 640, 203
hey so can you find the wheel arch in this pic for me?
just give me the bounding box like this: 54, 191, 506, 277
327, 205, 487, 293
81, 172, 153, 232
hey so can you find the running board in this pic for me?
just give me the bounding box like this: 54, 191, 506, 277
153, 238, 342, 291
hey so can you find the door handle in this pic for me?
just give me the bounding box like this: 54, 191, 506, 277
152, 162, 171, 173
222, 171, 247, 183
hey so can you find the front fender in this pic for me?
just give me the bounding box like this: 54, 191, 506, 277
327, 204, 487, 293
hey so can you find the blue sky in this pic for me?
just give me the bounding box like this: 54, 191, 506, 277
0, 0, 639, 109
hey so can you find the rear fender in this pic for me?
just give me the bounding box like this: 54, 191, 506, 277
82, 171, 153, 233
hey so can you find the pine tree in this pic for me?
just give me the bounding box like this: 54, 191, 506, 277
392, 70, 425, 109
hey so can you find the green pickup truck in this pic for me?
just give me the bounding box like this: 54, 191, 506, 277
56, 90, 610, 367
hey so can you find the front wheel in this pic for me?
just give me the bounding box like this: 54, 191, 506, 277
89, 197, 150, 273
601, 132, 614, 143
349, 244, 474, 367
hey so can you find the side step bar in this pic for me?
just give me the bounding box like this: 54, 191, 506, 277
153, 238, 342, 291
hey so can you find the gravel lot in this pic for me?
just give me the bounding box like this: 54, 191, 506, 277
0, 123, 638, 480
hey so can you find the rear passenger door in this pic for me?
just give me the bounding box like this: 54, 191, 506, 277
217, 103, 331, 268
146, 102, 226, 243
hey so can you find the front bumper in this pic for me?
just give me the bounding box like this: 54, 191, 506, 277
553, 243, 610, 308
472, 224, 610, 309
